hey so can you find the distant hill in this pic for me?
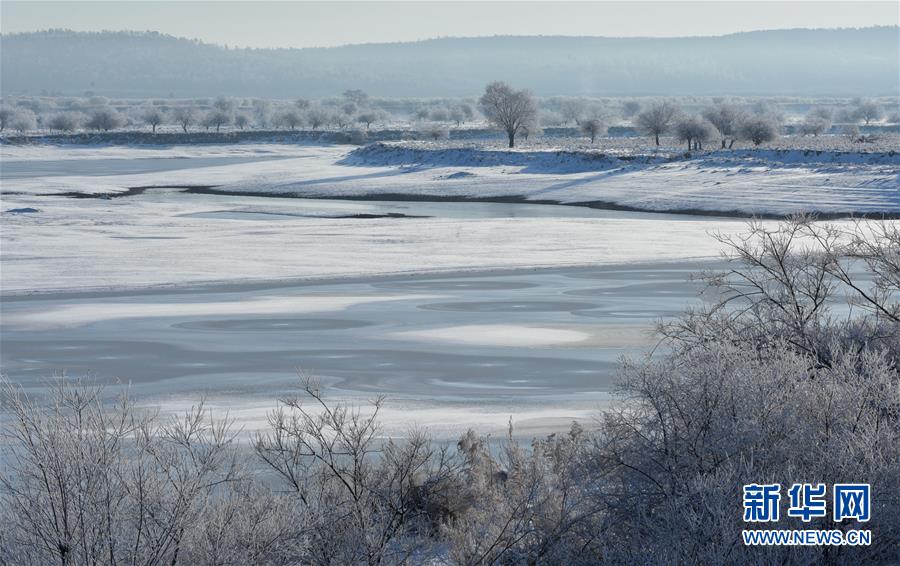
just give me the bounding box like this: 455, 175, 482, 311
2, 27, 898, 98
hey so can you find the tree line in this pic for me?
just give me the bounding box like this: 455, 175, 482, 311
0, 87, 894, 150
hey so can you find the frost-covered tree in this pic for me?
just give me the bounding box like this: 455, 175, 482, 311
558, 98, 587, 125
739, 115, 779, 146
0, 382, 248, 566
294, 98, 311, 111
674, 115, 716, 150
702, 103, 744, 148
842, 123, 861, 143
356, 110, 385, 130
798, 117, 830, 136
85, 107, 124, 132
342, 89, 369, 106
635, 100, 679, 146
213, 96, 235, 113
479, 81, 538, 148
141, 106, 165, 134
46, 111, 82, 133
448, 102, 475, 127
331, 110, 352, 129
279, 110, 303, 131
520, 120, 542, 141
539, 110, 565, 127
234, 113, 250, 130
429, 108, 450, 122
580, 118, 607, 144
305, 106, 330, 130
459, 102, 475, 122
172, 106, 196, 133
9, 109, 37, 133
621, 100, 641, 118
252, 99, 272, 128
0, 106, 14, 132
203, 109, 232, 133
853, 100, 884, 125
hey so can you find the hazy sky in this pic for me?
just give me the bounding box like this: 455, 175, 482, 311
2, 1, 897, 48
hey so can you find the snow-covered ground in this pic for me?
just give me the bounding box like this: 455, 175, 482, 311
4, 141, 896, 217
3, 141, 896, 294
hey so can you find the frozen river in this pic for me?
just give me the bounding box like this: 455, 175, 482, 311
1, 260, 715, 437
0, 144, 737, 438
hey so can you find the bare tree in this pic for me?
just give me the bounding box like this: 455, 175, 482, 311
479, 81, 538, 148
635, 100, 679, 146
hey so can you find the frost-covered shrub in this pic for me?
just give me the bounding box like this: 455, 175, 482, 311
419, 123, 450, 141
739, 114, 779, 145
602, 219, 900, 564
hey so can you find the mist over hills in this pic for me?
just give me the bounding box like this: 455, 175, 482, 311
2, 27, 897, 98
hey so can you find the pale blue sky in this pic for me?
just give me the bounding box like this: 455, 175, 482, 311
2, 1, 897, 48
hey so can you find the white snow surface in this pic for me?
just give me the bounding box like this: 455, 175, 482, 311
2, 142, 898, 294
